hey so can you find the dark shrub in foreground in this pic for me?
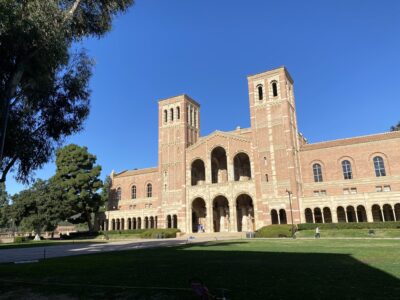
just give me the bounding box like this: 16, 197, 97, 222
60, 231, 100, 240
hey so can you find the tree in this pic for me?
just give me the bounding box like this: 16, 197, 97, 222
0, 0, 134, 184
52, 144, 103, 231
11, 179, 62, 234
390, 121, 400, 132
100, 175, 112, 212
0, 181, 10, 228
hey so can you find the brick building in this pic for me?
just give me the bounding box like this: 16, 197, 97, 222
104, 67, 400, 233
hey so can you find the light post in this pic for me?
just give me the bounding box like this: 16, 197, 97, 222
286, 189, 295, 238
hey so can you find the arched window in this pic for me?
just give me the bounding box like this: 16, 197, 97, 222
147, 183, 152, 198
271, 209, 279, 224
164, 110, 168, 123
257, 85, 263, 101
279, 209, 287, 224
342, 160, 353, 180
176, 106, 180, 119
314, 208, 323, 223
312, 163, 323, 182
323, 207, 332, 223
271, 81, 278, 97
170, 108, 174, 121
116, 187, 121, 201
373, 156, 386, 177
305, 208, 313, 223
131, 185, 136, 199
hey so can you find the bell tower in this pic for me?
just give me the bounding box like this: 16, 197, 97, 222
158, 94, 200, 228
247, 67, 302, 225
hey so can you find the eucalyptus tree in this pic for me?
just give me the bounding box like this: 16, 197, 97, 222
0, 0, 134, 184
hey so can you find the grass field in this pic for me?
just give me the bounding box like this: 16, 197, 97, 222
0, 239, 399, 299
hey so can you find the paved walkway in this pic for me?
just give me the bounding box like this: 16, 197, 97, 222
0, 235, 240, 264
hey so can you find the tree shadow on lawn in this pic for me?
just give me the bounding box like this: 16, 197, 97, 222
0, 241, 399, 299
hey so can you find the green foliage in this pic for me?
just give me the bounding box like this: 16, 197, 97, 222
60, 231, 100, 240
10, 179, 62, 234
13, 236, 26, 243
100, 175, 112, 212
52, 144, 103, 231
255, 225, 294, 238
297, 222, 400, 231
0, 181, 10, 228
390, 121, 400, 131
0, 0, 134, 184
139, 228, 181, 239
101, 229, 147, 235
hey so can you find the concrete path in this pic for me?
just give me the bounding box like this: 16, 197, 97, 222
0, 235, 241, 264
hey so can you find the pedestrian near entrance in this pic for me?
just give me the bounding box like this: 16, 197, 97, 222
315, 226, 320, 238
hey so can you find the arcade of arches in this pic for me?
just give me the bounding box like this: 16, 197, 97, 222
304, 203, 400, 223
191, 194, 255, 233
104, 214, 178, 231
190, 150, 251, 186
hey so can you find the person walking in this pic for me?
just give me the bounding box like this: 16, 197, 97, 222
315, 226, 320, 239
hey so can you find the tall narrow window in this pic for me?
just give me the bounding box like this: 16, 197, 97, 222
272, 81, 278, 97
116, 187, 122, 201
342, 160, 353, 179
164, 110, 168, 123
176, 106, 180, 119
194, 109, 197, 128
170, 108, 174, 121
131, 185, 136, 199
257, 85, 263, 100
147, 183, 152, 198
313, 163, 323, 182
373, 156, 386, 177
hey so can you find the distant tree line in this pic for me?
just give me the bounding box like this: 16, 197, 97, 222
0, 144, 110, 234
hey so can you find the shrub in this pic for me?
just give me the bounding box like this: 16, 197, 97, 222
60, 231, 100, 240
99, 229, 147, 235
139, 228, 180, 239
14, 236, 26, 243
255, 225, 295, 238
297, 221, 400, 231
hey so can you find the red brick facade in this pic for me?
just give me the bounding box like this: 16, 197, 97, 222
105, 67, 400, 233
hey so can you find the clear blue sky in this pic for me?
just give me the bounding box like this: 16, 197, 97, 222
8, 0, 400, 195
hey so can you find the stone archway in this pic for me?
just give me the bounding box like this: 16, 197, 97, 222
191, 159, 206, 186
192, 198, 207, 233
233, 153, 251, 181
213, 196, 230, 232
236, 194, 255, 232
211, 147, 228, 184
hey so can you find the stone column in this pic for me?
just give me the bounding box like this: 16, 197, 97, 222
206, 155, 212, 184
332, 209, 338, 223
207, 200, 213, 233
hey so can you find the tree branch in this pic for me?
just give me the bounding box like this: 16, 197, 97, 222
64, 0, 82, 22
0, 156, 18, 183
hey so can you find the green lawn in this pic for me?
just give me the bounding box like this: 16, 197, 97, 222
0, 239, 399, 299
297, 228, 400, 238
0, 239, 106, 249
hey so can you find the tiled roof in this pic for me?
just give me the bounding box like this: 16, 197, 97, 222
301, 131, 400, 151
114, 167, 158, 178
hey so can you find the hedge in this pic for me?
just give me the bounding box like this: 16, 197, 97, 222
60, 231, 100, 240
297, 221, 400, 231
14, 236, 27, 243
139, 228, 180, 239
255, 225, 295, 238
99, 229, 147, 235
